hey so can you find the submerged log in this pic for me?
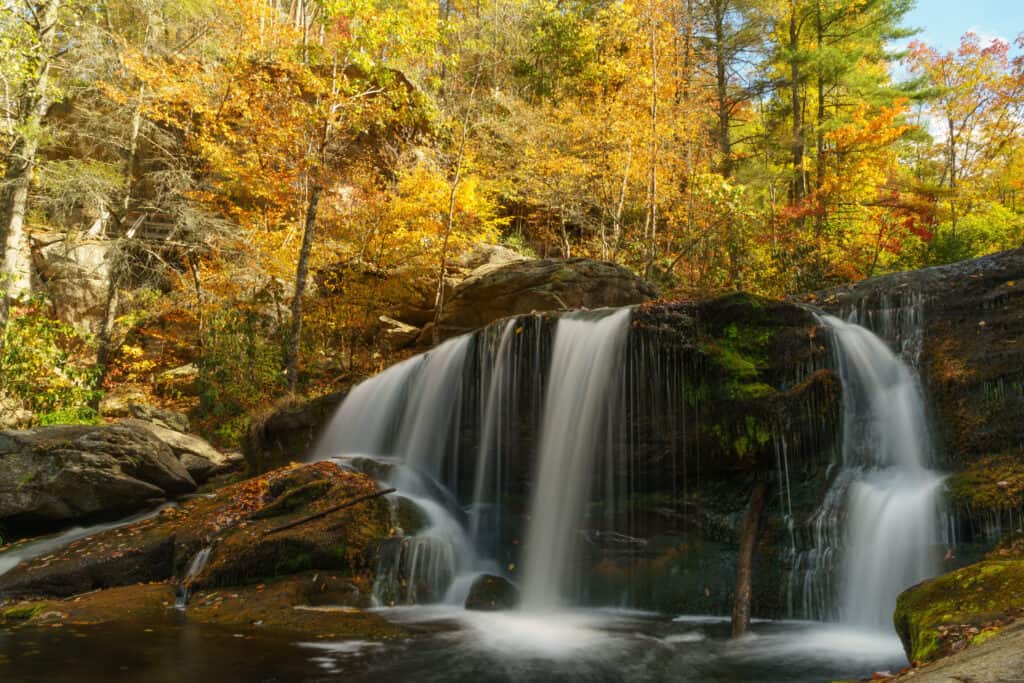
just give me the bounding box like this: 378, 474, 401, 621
731, 481, 768, 638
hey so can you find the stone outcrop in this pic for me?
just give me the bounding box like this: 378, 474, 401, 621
435, 257, 659, 340
244, 392, 347, 473
119, 418, 238, 481
0, 425, 196, 529
31, 235, 111, 334
0, 419, 241, 532
0, 462, 389, 601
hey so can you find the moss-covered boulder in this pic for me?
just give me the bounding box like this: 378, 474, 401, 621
894, 560, 1024, 665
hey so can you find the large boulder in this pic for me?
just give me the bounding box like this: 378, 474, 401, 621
894, 559, 1024, 665
0, 425, 196, 530
435, 258, 659, 340
31, 235, 112, 334
0, 462, 389, 600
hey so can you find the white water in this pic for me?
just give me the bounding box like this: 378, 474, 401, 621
175, 545, 213, 609
819, 314, 944, 630
520, 309, 631, 610
313, 335, 483, 605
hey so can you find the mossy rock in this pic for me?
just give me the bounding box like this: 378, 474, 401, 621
1, 601, 48, 621
464, 574, 520, 611
394, 496, 430, 535
268, 467, 329, 499
947, 449, 1024, 513
894, 560, 1024, 664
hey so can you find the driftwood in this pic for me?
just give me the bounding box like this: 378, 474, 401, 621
264, 487, 396, 536
731, 481, 768, 638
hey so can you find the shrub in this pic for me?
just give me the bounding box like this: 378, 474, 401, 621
196, 307, 285, 444
0, 301, 101, 421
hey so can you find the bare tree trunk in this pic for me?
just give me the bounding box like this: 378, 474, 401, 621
0, 0, 63, 346
431, 143, 466, 346
788, 1, 805, 205
95, 81, 147, 390
432, 73, 480, 346
732, 481, 768, 638
713, 0, 732, 178
286, 183, 322, 393
645, 0, 659, 278
93, 243, 124, 401
813, 1, 826, 243
948, 117, 958, 238
611, 143, 632, 261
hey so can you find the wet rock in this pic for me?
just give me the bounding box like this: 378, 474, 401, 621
0, 424, 196, 529
435, 258, 659, 341
804, 247, 1024, 548
0, 574, 410, 639
0, 462, 389, 600
464, 574, 519, 611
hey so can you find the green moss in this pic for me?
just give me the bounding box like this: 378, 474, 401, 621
2, 602, 47, 620
894, 560, 1024, 664
947, 451, 1024, 512
971, 628, 1000, 647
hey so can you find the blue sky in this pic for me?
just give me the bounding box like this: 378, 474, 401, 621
905, 0, 1023, 50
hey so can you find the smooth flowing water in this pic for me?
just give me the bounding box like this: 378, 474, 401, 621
520, 309, 631, 609
818, 314, 944, 629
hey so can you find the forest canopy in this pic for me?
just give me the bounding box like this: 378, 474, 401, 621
0, 0, 1022, 437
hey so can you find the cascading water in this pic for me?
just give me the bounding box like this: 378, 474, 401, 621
175, 545, 213, 610
313, 334, 482, 605
313, 309, 632, 609
519, 309, 631, 610
313, 295, 942, 631
811, 314, 945, 630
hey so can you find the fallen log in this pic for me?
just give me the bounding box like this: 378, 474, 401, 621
265, 487, 396, 536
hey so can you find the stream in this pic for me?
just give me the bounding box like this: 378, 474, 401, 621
0, 609, 906, 682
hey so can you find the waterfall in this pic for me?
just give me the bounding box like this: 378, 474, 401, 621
817, 314, 944, 630
175, 546, 212, 609
313, 309, 631, 609
313, 334, 482, 606
519, 309, 632, 610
